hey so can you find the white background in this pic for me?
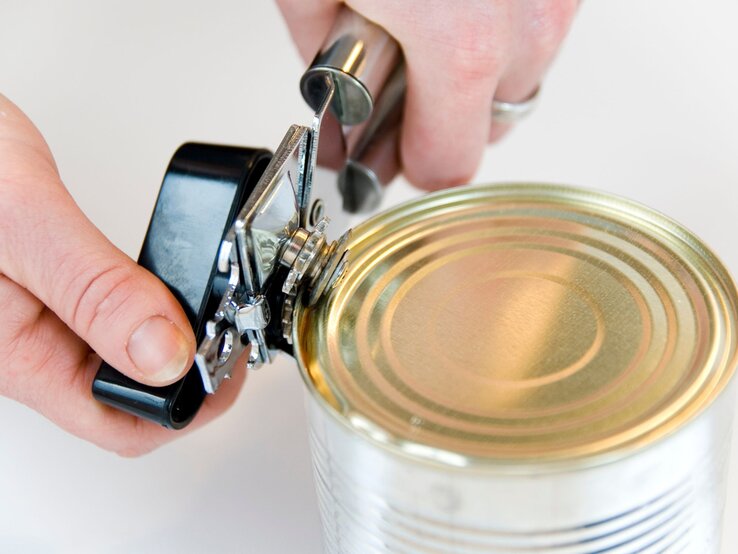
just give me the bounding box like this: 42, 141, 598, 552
1, 1, 737, 552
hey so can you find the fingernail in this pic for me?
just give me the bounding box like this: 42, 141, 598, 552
127, 316, 191, 383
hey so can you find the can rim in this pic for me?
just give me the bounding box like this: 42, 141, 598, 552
293, 182, 738, 473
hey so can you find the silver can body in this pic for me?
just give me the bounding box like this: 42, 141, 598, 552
305, 383, 735, 553
293, 184, 738, 553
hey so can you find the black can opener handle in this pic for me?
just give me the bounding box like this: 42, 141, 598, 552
92, 144, 271, 428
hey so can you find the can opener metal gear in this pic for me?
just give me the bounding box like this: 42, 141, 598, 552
195, 84, 348, 393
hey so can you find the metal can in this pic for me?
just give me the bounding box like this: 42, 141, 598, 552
293, 183, 738, 553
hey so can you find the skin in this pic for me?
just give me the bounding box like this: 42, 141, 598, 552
0, 2, 576, 456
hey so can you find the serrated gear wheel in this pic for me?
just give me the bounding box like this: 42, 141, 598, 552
282, 217, 329, 295
281, 292, 296, 344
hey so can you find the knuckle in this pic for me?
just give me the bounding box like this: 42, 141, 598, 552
448, 49, 497, 85
446, 25, 502, 83
417, 9, 503, 85
67, 261, 141, 336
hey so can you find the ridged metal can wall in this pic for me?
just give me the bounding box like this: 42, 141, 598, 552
305, 384, 733, 553
294, 184, 738, 554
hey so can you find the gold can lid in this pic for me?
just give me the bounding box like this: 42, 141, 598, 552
295, 184, 738, 467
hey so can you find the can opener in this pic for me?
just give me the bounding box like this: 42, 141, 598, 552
92, 7, 404, 428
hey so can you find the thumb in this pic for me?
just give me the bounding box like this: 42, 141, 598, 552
0, 94, 195, 385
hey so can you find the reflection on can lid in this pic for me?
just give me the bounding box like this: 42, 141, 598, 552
294, 184, 738, 467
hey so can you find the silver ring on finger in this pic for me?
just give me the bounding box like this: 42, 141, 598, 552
492, 86, 541, 123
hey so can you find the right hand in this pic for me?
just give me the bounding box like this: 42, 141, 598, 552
278, 0, 578, 190
0, 94, 246, 456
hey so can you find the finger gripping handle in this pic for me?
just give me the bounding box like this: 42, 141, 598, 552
91, 143, 271, 429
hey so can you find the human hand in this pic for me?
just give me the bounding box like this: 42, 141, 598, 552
0, 95, 246, 456
277, 0, 578, 189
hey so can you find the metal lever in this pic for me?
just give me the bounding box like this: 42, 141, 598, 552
301, 6, 406, 213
